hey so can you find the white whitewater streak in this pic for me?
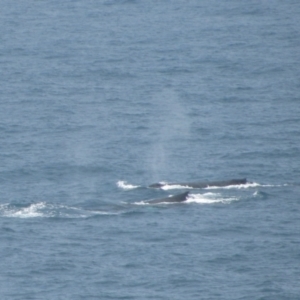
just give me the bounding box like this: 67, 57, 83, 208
133, 192, 239, 205
160, 181, 274, 190
117, 181, 140, 190
0, 203, 116, 218
186, 193, 239, 204
159, 182, 260, 190
133, 201, 151, 206
203, 182, 274, 189
2, 202, 46, 218
160, 184, 193, 190
133, 199, 177, 206
134, 200, 182, 205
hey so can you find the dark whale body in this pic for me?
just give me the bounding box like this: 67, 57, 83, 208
149, 178, 247, 189
146, 191, 189, 204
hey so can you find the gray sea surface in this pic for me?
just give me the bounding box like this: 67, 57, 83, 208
1, 0, 300, 299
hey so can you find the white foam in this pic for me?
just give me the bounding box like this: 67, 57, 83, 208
117, 181, 140, 190
204, 182, 261, 190
133, 200, 182, 206
133, 201, 150, 206
186, 193, 239, 204
0, 202, 119, 219
132, 192, 238, 206
3, 202, 46, 218
159, 183, 193, 190
158, 181, 264, 190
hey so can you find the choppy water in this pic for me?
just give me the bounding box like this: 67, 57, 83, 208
1, 0, 300, 299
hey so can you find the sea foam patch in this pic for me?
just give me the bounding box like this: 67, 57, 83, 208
186, 193, 239, 204
156, 181, 257, 190
117, 181, 140, 190
203, 182, 260, 189
1, 202, 46, 218
160, 183, 193, 190
0, 202, 115, 219
132, 192, 239, 205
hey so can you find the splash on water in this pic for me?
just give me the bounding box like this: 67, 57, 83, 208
156, 181, 277, 190
1, 202, 47, 218
0, 202, 116, 219
186, 193, 239, 204
133, 192, 239, 205
117, 181, 140, 190
204, 182, 261, 189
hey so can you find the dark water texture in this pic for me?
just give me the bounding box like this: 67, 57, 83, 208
1, 0, 300, 299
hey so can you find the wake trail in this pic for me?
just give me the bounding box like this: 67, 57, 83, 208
117, 180, 285, 190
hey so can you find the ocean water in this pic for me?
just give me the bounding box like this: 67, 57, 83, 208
1, 0, 300, 299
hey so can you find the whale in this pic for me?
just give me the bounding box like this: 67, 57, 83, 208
146, 191, 189, 204
149, 178, 247, 189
